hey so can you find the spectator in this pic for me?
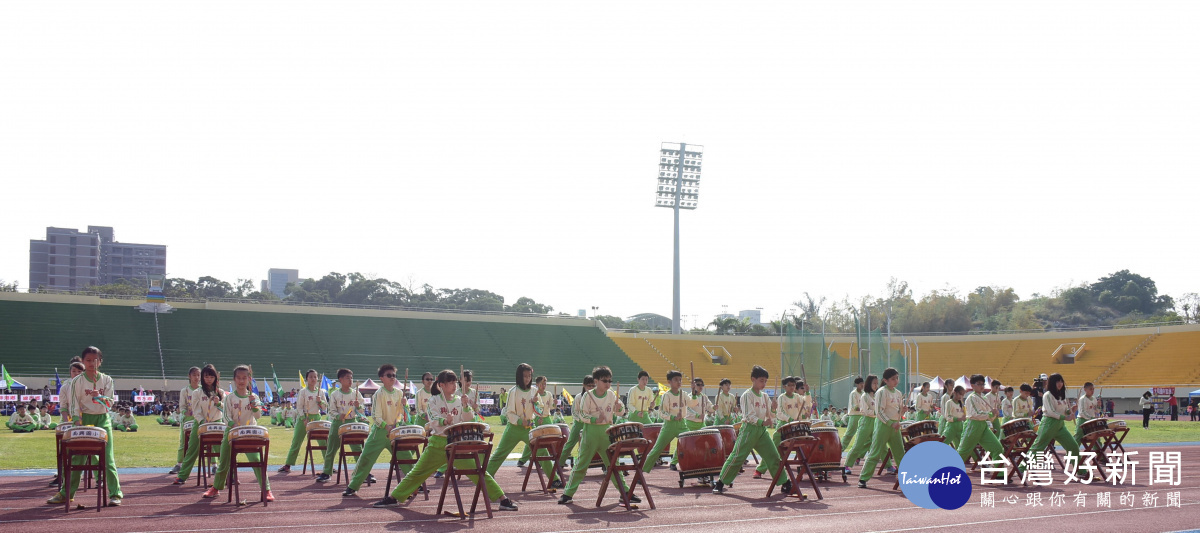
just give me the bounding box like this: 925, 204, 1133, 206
1139, 391, 1154, 429
1168, 395, 1178, 421
1191, 398, 1199, 422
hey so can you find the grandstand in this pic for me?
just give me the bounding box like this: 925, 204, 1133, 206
0, 293, 641, 387
611, 325, 1200, 402
4, 292, 1199, 402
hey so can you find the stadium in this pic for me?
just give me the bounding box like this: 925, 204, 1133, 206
2, 290, 1199, 532
3, 291, 1200, 407
4, 2, 1200, 532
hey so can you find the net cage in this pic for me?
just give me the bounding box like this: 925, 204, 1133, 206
785, 324, 906, 411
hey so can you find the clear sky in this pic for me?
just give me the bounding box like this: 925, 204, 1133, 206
2, 1, 1197, 327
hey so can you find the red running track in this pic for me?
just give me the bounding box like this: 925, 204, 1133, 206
2, 444, 1198, 533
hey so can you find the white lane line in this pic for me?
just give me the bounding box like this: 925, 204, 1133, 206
868, 501, 1200, 532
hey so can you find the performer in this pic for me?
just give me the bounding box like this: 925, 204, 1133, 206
940, 386, 966, 448
517, 376, 556, 467
754, 376, 801, 479
1024, 373, 1080, 476
557, 375, 595, 474
1000, 387, 1015, 423
169, 367, 202, 475
986, 379, 1003, 437
373, 370, 518, 511
798, 380, 814, 419
343, 364, 408, 497
1074, 382, 1100, 443
714, 378, 738, 425
683, 377, 713, 432
47, 347, 124, 505
956, 374, 1005, 476
1011, 383, 1037, 420
857, 368, 905, 488
936, 378, 955, 434
642, 370, 686, 473
279, 369, 327, 474
206, 365, 272, 500
913, 382, 936, 421
317, 368, 365, 483
843, 375, 878, 475
712, 366, 784, 495
557, 366, 639, 505
174, 364, 224, 485
414, 372, 434, 428
841, 377, 866, 448
487, 364, 552, 478
626, 371, 655, 424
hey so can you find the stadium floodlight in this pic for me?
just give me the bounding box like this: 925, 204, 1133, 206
654, 142, 703, 334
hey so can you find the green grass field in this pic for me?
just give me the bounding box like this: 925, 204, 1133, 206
0, 416, 533, 469
3, 416, 1199, 470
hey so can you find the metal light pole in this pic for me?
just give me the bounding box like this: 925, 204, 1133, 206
654, 142, 703, 335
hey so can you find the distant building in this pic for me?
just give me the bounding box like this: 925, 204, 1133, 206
262, 268, 299, 298
28, 226, 166, 290
738, 309, 762, 325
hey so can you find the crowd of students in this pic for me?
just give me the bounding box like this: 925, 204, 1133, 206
25, 345, 1167, 514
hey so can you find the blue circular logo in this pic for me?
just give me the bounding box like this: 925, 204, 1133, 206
898, 441, 971, 509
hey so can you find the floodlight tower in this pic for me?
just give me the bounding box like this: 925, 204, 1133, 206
654, 142, 703, 334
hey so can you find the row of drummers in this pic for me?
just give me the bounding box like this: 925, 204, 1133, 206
847, 374, 1130, 480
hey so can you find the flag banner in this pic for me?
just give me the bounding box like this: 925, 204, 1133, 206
271, 365, 282, 397
0, 394, 17, 401
134, 395, 155, 403
299, 369, 307, 389
20, 395, 42, 402
50, 395, 60, 402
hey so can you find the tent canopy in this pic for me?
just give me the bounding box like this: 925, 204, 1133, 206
1190, 389, 1200, 398
358, 378, 379, 391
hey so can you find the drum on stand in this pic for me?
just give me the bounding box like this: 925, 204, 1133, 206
801, 427, 846, 482
338, 422, 370, 440
606, 422, 644, 445
1080, 418, 1109, 438
230, 425, 269, 444
445, 422, 487, 444
675, 428, 724, 487
531, 424, 561, 442
901, 421, 940, 444
706, 425, 737, 457
63, 426, 108, 445
306, 420, 331, 436
777, 421, 812, 443
389, 425, 426, 444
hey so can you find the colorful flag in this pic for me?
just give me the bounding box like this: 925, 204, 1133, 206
561, 388, 574, 406
271, 365, 282, 397
298, 369, 307, 389
263, 378, 273, 402
55, 368, 62, 395
1, 364, 23, 390
251, 378, 260, 396
320, 375, 333, 393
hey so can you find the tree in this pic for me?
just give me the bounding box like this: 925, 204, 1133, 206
195, 276, 234, 299
1177, 292, 1200, 323
1089, 270, 1172, 315
506, 297, 553, 314
596, 315, 626, 329
708, 317, 740, 335
0, 279, 19, 292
